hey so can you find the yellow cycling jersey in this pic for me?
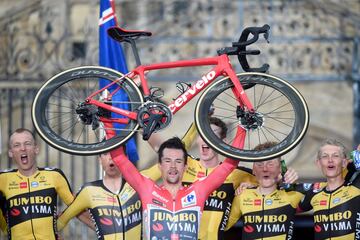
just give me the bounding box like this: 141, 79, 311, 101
146, 123, 256, 239
0, 168, 74, 240
0, 193, 6, 233
226, 187, 304, 240
58, 165, 161, 240
299, 180, 360, 240
0, 208, 6, 234
183, 157, 257, 240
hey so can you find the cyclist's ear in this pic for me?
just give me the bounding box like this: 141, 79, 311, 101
34, 144, 40, 155
8, 149, 13, 158
342, 158, 348, 168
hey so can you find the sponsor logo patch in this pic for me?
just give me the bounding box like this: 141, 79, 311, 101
181, 191, 196, 207
254, 199, 261, 206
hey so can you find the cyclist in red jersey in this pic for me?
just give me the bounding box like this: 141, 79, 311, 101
110, 137, 238, 240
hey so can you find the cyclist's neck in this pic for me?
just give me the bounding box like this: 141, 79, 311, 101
18, 166, 38, 177
200, 158, 220, 169
103, 174, 122, 194
257, 185, 277, 196
163, 182, 183, 199
326, 175, 345, 191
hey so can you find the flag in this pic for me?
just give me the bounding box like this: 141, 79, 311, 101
99, 0, 139, 162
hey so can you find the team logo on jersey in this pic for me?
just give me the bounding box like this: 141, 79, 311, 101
19, 182, 27, 188
181, 191, 196, 207
254, 199, 261, 206
302, 183, 312, 191
320, 200, 327, 206
10, 208, 21, 216
332, 197, 341, 204
107, 197, 116, 203
314, 224, 322, 233
152, 191, 169, 203
171, 233, 179, 240
243, 225, 255, 233
100, 217, 113, 226
265, 199, 273, 206
31, 181, 39, 188
9, 181, 19, 190
120, 192, 130, 202
149, 208, 199, 239
197, 172, 205, 178
152, 223, 164, 232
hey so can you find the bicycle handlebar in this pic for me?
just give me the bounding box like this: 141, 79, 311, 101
217, 24, 270, 73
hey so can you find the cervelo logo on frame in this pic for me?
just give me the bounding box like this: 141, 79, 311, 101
169, 71, 216, 113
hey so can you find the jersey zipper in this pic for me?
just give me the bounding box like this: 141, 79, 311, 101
172, 199, 176, 237
116, 194, 125, 240
27, 178, 37, 240
327, 193, 332, 240
261, 195, 265, 240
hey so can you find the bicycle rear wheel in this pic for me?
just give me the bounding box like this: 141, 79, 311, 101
195, 72, 309, 162
32, 66, 143, 155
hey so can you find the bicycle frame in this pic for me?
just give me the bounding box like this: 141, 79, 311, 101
84, 53, 256, 149
86, 54, 254, 121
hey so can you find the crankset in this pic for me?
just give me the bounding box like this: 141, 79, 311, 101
137, 102, 172, 140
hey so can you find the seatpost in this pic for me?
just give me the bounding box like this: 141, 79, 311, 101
126, 38, 142, 67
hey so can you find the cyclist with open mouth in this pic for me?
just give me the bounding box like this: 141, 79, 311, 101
110, 136, 239, 240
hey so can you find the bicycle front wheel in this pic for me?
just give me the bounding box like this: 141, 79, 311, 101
32, 66, 144, 155
195, 72, 309, 162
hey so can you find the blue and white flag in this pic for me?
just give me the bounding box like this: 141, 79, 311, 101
99, 0, 139, 162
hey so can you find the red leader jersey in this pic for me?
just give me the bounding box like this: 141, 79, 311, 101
110, 148, 237, 240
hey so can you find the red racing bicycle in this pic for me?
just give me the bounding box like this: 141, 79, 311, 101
31, 25, 309, 161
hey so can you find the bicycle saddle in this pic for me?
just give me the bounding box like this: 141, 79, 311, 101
108, 26, 152, 42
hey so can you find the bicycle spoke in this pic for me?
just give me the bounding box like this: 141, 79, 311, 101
265, 116, 294, 129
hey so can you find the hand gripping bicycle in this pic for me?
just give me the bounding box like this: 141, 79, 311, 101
31, 25, 309, 161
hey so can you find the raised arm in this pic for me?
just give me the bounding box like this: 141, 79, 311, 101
197, 158, 238, 198
110, 146, 150, 197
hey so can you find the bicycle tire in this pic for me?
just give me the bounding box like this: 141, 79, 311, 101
32, 66, 144, 155
195, 72, 309, 162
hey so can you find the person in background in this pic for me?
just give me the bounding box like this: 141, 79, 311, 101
57, 151, 160, 239
148, 117, 298, 240
0, 194, 6, 234
225, 141, 307, 240
0, 128, 92, 240
298, 139, 360, 239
